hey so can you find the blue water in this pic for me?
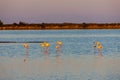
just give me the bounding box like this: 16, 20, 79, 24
0, 30, 120, 57
0, 30, 120, 80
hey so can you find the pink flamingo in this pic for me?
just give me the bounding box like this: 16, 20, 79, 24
23, 43, 29, 63
40, 42, 50, 55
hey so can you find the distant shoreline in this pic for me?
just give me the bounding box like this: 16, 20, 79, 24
0, 23, 120, 30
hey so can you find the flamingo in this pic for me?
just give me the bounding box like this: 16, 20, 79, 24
56, 41, 62, 55
23, 43, 29, 63
40, 42, 50, 55
56, 41, 63, 46
97, 44, 103, 56
93, 42, 103, 56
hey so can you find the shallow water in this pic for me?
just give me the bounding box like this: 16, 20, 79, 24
0, 56, 120, 80
0, 30, 120, 80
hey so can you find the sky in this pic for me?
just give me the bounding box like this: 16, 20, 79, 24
0, 0, 120, 24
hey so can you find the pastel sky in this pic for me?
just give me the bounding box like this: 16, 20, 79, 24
0, 0, 120, 24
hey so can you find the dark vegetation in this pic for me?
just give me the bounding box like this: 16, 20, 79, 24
0, 20, 3, 26
0, 20, 120, 30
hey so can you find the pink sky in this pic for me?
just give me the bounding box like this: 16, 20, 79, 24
0, 0, 120, 23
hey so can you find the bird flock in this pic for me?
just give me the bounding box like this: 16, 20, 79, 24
23, 41, 103, 63
23, 41, 63, 63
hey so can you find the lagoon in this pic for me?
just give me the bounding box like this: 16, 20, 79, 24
0, 30, 120, 80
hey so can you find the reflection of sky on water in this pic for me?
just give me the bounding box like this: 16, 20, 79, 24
0, 55, 120, 80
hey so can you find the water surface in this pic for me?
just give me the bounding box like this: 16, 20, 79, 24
0, 30, 120, 80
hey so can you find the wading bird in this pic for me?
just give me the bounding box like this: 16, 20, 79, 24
56, 41, 63, 54
93, 42, 103, 56
55, 41, 63, 64
40, 42, 50, 55
23, 43, 29, 63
